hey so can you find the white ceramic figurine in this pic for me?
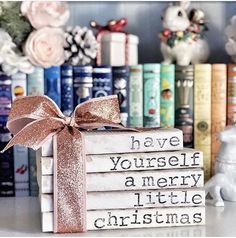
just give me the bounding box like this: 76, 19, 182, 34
225, 16, 236, 63
205, 125, 236, 206
160, 1, 209, 65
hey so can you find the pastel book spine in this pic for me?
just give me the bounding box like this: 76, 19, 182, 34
39, 128, 183, 157
29, 149, 38, 196
129, 65, 143, 127
112, 66, 130, 126
40, 168, 204, 193
40, 148, 203, 175
73, 65, 93, 107
61, 64, 73, 116
13, 145, 29, 196
44, 66, 61, 107
175, 65, 194, 148
0, 72, 14, 196
92, 66, 112, 98
227, 64, 236, 125
42, 206, 205, 232
194, 64, 212, 181
143, 64, 161, 127
11, 73, 29, 196
40, 189, 205, 212
27, 66, 44, 95
11, 72, 27, 100
211, 64, 227, 175
160, 64, 175, 127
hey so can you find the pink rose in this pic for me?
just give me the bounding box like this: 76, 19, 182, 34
24, 27, 65, 68
21, 1, 70, 29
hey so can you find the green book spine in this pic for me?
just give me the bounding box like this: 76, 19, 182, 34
27, 67, 44, 95
160, 64, 175, 127
143, 64, 160, 127
129, 65, 143, 127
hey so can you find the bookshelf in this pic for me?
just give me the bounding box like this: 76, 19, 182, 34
0, 197, 234, 236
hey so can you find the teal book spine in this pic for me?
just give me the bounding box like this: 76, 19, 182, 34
129, 65, 143, 127
143, 64, 161, 127
27, 67, 44, 96
160, 64, 175, 128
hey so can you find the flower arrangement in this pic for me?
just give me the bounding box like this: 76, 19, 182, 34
0, 1, 98, 75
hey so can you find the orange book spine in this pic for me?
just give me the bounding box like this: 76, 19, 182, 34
211, 64, 227, 175
227, 64, 236, 125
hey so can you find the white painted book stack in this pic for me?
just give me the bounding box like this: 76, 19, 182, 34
36, 128, 205, 232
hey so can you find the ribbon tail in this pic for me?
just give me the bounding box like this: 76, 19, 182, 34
54, 127, 87, 233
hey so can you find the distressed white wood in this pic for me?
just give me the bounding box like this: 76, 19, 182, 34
39, 149, 203, 175
40, 189, 205, 212
41, 206, 205, 232
40, 194, 54, 212
40, 157, 53, 175
38, 128, 183, 157
42, 212, 53, 232
41, 176, 53, 194
39, 169, 204, 194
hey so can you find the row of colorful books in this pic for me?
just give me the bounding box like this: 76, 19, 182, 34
0, 63, 234, 196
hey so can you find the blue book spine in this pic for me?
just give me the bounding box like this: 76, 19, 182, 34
13, 145, 29, 197
61, 65, 73, 116
73, 65, 93, 106
112, 66, 130, 126
92, 66, 112, 98
44, 66, 61, 107
27, 67, 44, 95
0, 72, 14, 196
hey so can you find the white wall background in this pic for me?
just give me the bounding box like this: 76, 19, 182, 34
67, 1, 236, 63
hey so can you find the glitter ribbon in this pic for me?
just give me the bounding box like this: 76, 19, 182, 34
1, 95, 125, 233
90, 18, 129, 65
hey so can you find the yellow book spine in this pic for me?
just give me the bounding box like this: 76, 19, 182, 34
211, 64, 227, 175
194, 64, 212, 181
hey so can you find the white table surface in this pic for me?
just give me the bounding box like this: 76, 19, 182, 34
0, 197, 235, 237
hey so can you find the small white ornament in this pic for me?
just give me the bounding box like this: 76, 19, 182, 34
205, 125, 236, 206
225, 16, 236, 62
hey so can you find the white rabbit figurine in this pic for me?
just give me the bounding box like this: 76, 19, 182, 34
205, 125, 236, 206
160, 1, 209, 65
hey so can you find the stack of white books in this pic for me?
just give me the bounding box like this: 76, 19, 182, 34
36, 128, 205, 232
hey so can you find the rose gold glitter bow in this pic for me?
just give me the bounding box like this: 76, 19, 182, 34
1, 95, 125, 233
